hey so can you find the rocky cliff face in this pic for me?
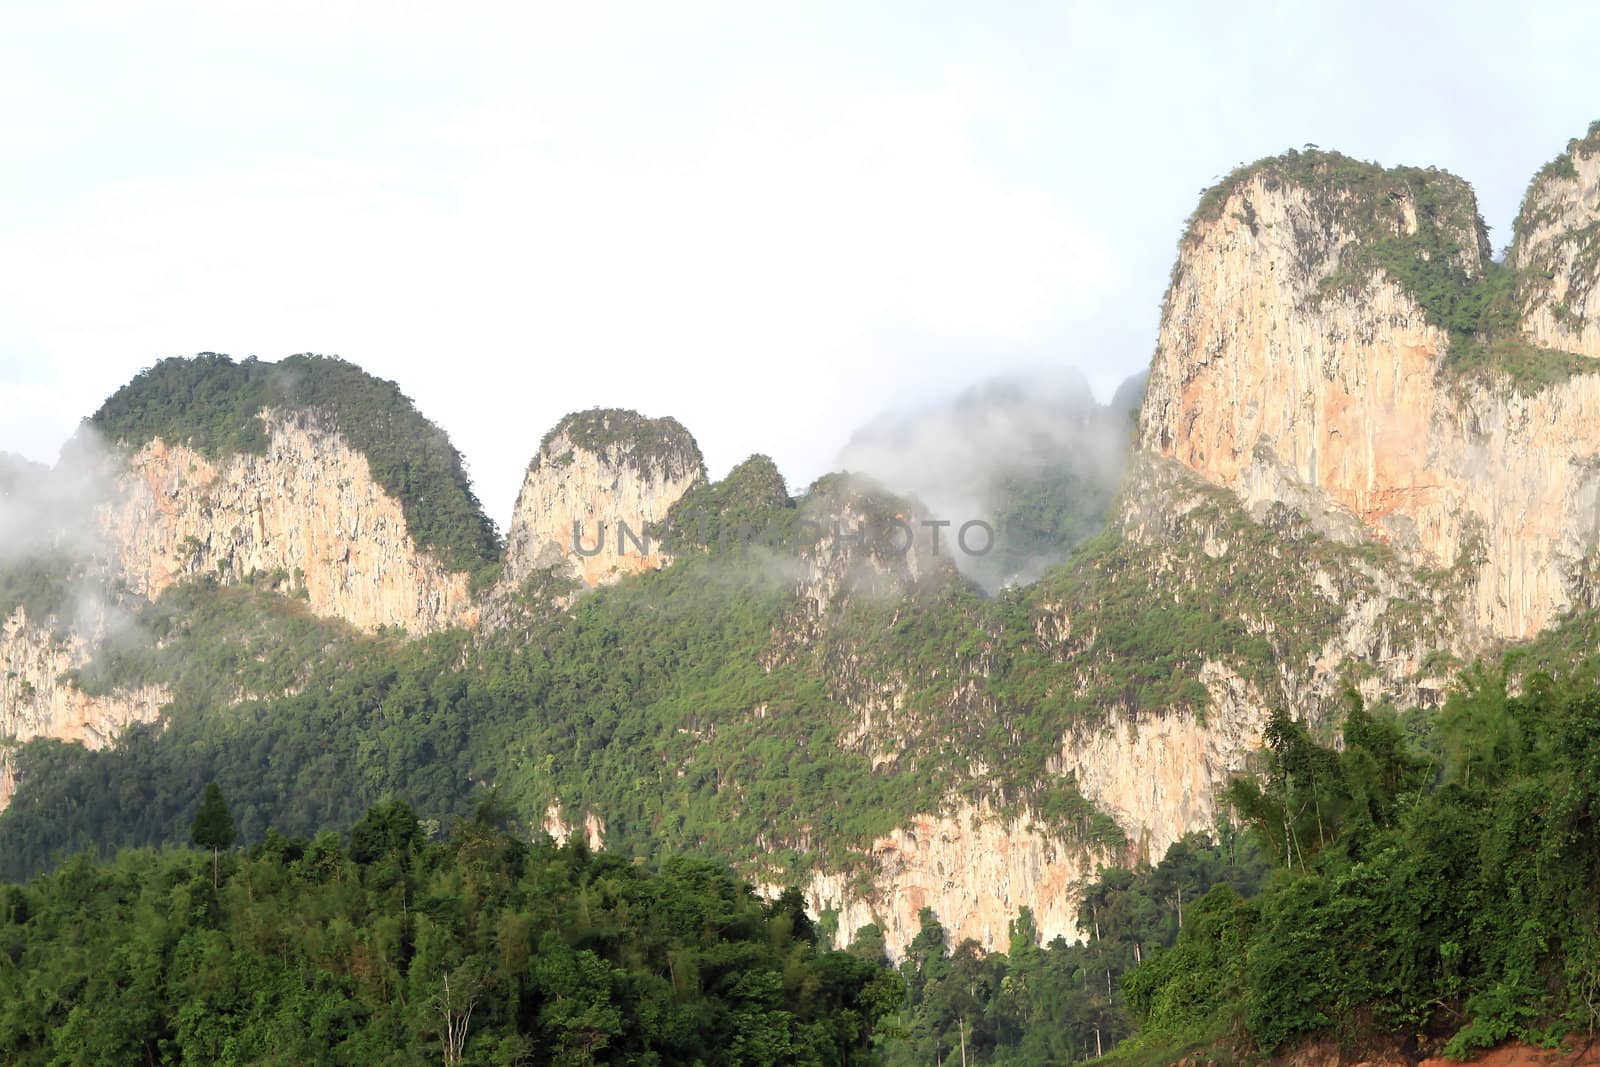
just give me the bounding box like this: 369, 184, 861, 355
0, 606, 170, 810
104, 410, 475, 633
788, 799, 1117, 959
1140, 147, 1600, 642
541, 803, 607, 852
1034, 452, 1458, 861
1513, 123, 1600, 358
500, 410, 704, 591
774, 135, 1600, 947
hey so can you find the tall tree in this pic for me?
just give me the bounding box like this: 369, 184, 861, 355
190, 781, 235, 887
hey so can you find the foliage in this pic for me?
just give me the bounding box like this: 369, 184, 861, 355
1513, 119, 1600, 246
0, 802, 897, 1064
1117, 673, 1600, 1058
0, 555, 83, 633
190, 782, 236, 853
90, 353, 501, 575
654, 453, 795, 552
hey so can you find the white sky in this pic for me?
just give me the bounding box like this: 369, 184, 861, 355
3, 1, 1597, 529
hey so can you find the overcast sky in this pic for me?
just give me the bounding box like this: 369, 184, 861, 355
2, 2, 1597, 528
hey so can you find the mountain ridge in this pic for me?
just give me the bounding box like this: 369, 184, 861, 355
3, 122, 1600, 974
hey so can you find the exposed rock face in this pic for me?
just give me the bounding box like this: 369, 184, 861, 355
1062, 665, 1268, 861
1140, 150, 1600, 641
0, 607, 170, 810
788, 799, 1117, 959
104, 410, 474, 633
501, 410, 704, 591
1514, 124, 1600, 358
541, 804, 607, 851
1042, 454, 1458, 860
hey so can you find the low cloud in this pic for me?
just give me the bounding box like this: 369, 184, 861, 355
835, 365, 1142, 591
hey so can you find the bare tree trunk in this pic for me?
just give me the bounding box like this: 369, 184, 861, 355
439, 974, 479, 1067
958, 1017, 968, 1067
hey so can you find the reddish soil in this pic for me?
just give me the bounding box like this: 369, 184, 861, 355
1420, 1039, 1600, 1067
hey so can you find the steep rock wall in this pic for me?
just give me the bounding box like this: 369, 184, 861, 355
501, 410, 704, 590
541, 803, 607, 851
0, 607, 170, 810
786, 799, 1117, 959
1140, 160, 1600, 641
104, 410, 474, 633
1062, 663, 1268, 861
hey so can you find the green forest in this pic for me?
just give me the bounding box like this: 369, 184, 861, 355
0, 780, 1268, 1065
1111, 667, 1600, 1064
8, 654, 1599, 1063
0, 797, 900, 1065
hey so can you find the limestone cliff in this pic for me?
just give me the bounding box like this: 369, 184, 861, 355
541, 803, 607, 852
500, 410, 705, 591
784, 799, 1118, 959
1513, 122, 1600, 358
1140, 143, 1600, 642
0, 606, 170, 810
1033, 452, 1458, 860
104, 409, 475, 633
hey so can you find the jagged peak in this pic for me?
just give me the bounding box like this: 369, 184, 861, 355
798, 473, 967, 573
720, 453, 788, 496
643, 454, 794, 557
89, 353, 500, 575
533, 407, 705, 482
803, 470, 917, 516
1533, 118, 1600, 182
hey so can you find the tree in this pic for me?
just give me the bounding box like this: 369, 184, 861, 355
191, 782, 236, 887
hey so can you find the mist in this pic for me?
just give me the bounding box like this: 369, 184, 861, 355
834, 365, 1145, 592
0, 428, 132, 634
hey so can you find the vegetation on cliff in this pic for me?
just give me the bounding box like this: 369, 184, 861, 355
653, 453, 795, 552
1188, 149, 1489, 289
536, 408, 705, 479
0, 450, 1435, 882
1512, 120, 1600, 342
90, 353, 501, 576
